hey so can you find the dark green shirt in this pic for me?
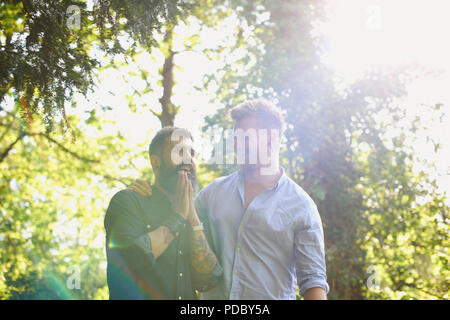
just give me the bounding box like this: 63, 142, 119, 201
104, 188, 195, 300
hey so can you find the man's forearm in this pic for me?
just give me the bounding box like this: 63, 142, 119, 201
189, 217, 217, 273
147, 226, 174, 259
304, 287, 327, 300
188, 215, 222, 291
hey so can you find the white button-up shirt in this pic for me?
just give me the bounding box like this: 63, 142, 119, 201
196, 168, 329, 299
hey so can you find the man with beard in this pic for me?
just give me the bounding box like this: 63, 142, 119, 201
104, 127, 222, 299
129, 99, 329, 300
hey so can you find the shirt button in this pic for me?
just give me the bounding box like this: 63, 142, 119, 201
146, 224, 151, 229
178, 296, 182, 300
179, 250, 182, 255
175, 232, 179, 237
179, 273, 183, 277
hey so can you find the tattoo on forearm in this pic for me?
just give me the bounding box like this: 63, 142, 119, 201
193, 271, 219, 292
190, 230, 220, 291
191, 231, 217, 273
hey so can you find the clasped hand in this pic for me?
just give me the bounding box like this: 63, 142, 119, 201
128, 172, 199, 226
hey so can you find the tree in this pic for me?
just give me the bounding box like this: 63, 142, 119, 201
201, 0, 449, 299
0, 0, 230, 299
0, 94, 153, 298
1, 0, 447, 300
0, 0, 193, 131
117, 0, 232, 128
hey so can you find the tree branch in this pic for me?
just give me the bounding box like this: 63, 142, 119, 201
0, 131, 26, 163
0, 125, 129, 186
38, 133, 100, 163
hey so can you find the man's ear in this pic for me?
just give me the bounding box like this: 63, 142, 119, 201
150, 154, 161, 171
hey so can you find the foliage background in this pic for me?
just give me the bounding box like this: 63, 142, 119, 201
0, 0, 448, 299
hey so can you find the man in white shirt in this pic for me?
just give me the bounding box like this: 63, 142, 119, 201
129, 99, 329, 299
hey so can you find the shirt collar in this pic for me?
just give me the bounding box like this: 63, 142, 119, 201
153, 184, 175, 204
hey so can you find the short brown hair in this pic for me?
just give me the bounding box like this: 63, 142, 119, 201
229, 99, 285, 134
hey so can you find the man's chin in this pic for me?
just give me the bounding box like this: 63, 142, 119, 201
241, 163, 279, 176
241, 163, 261, 171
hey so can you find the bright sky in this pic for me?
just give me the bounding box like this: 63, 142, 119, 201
317, 0, 450, 198
67, 1, 449, 198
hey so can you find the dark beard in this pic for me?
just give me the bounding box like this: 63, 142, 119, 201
159, 163, 198, 194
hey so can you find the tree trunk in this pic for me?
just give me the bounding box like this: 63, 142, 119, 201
157, 27, 177, 127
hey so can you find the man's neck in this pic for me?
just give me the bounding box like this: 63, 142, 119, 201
241, 165, 282, 188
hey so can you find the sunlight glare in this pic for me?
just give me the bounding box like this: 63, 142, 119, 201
319, 0, 450, 83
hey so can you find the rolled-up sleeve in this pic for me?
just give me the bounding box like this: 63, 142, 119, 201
294, 201, 329, 297
105, 190, 156, 269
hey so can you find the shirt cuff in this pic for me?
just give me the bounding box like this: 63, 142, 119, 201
133, 233, 156, 266
161, 213, 188, 237
299, 278, 330, 297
